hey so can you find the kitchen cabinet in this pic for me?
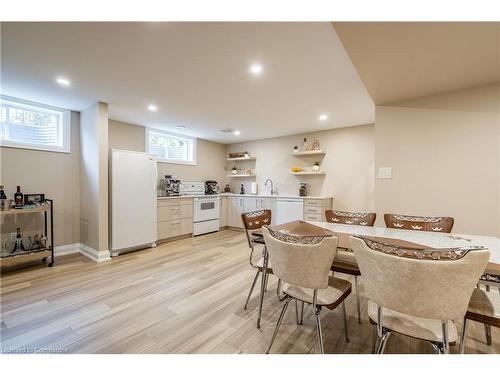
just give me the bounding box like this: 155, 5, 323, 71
303, 198, 332, 222
219, 197, 227, 227
157, 198, 194, 241
228, 196, 245, 228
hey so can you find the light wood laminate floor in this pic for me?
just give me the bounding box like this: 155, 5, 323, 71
1, 230, 498, 354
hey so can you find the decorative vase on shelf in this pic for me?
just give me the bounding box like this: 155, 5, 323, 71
231, 167, 238, 175
293, 145, 298, 153
312, 162, 320, 172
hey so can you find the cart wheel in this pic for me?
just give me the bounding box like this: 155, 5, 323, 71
42, 257, 48, 263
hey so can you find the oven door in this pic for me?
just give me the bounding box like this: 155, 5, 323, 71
194, 197, 220, 222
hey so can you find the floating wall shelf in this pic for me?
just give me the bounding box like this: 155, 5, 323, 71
291, 171, 326, 176
227, 174, 256, 178
226, 157, 256, 161
290, 150, 325, 156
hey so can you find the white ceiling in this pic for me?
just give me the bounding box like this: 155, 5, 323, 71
333, 22, 500, 105
1, 22, 374, 143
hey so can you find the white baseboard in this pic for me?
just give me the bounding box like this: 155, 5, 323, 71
78, 243, 111, 263
54, 243, 80, 257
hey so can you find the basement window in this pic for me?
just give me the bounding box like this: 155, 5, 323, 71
146, 128, 197, 165
0, 96, 71, 153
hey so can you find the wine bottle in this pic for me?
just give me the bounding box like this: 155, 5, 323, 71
0, 185, 6, 199
11, 228, 25, 253
14, 186, 23, 209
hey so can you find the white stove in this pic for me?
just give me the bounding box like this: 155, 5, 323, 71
179, 182, 220, 236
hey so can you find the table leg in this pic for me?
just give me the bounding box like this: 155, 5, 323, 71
257, 245, 268, 329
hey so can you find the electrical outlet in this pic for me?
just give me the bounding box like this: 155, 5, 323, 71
378, 167, 392, 179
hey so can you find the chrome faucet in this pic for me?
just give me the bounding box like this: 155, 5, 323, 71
264, 179, 278, 195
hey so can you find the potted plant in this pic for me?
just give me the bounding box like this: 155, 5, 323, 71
312, 161, 320, 172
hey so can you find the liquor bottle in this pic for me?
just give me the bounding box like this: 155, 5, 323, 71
11, 228, 25, 253
14, 186, 23, 209
0, 185, 6, 199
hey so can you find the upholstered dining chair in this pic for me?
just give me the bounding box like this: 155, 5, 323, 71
262, 226, 352, 354
326, 210, 376, 323
384, 213, 454, 233
241, 210, 273, 328
351, 235, 490, 354
460, 286, 500, 353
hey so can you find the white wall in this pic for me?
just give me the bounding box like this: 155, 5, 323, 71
108, 119, 228, 189
0, 111, 81, 247
80, 103, 109, 251
226, 124, 375, 211
375, 84, 500, 235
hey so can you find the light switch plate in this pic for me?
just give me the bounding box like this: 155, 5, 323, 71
378, 167, 392, 179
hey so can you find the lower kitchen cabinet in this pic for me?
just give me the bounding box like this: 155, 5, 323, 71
219, 197, 227, 227
157, 198, 194, 241
157, 218, 193, 239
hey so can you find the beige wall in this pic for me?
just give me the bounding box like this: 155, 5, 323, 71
80, 103, 109, 251
108, 119, 228, 188
227, 125, 375, 211
0, 111, 81, 247
375, 84, 500, 235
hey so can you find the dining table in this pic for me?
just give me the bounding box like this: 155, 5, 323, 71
251, 220, 500, 328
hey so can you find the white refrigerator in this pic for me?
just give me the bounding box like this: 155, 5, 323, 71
110, 149, 157, 255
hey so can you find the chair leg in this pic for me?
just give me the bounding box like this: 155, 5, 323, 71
257, 257, 268, 329
266, 297, 292, 354
264, 272, 269, 292
375, 329, 391, 354
460, 318, 469, 354
484, 324, 492, 345
371, 325, 378, 353
314, 307, 325, 354
354, 276, 361, 324
342, 301, 349, 343
441, 320, 450, 354
243, 270, 260, 310
299, 301, 304, 325
295, 300, 300, 325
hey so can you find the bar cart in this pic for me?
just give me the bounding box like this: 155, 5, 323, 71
0, 199, 54, 268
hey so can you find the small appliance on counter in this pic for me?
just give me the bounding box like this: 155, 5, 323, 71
163, 175, 180, 196
299, 183, 308, 197
205, 180, 218, 195
179, 182, 206, 195
250, 182, 258, 195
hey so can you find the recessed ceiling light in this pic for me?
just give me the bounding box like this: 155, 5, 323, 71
234, 130, 241, 136
176, 125, 186, 129
148, 104, 158, 112
249, 64, 263, 75
319, 114, 328, 122
56, 77, 71, 86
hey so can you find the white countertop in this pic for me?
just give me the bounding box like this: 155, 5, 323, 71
157, 193, 333, 200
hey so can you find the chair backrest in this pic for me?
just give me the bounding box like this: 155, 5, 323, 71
241, 210, 272, 247
384, 213, 454, 233
350, 236, 490, 321
262, 226, 338, 290
325, 210, 376, 226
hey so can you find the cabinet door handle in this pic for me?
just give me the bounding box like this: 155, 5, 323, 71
170, 222, 180, 225
170, 207, 181, 211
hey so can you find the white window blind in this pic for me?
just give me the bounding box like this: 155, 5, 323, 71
0, 96, 70, 153
146, 128, 196, 165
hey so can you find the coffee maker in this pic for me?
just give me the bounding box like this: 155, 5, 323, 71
205, 180, 218, 195
164, 175, 180, 196
299, 183, 308, 197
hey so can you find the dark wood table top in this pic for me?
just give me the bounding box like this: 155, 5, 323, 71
251, 220, 334, 238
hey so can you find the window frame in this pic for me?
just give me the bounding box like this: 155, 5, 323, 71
0, 95, 71, 154
145, 127, 197, 165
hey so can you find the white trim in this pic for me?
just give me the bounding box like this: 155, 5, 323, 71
145, 127, 197, 165
0, 95, 71, 154
79, 243, 111, 263
54, 243, 80, 257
